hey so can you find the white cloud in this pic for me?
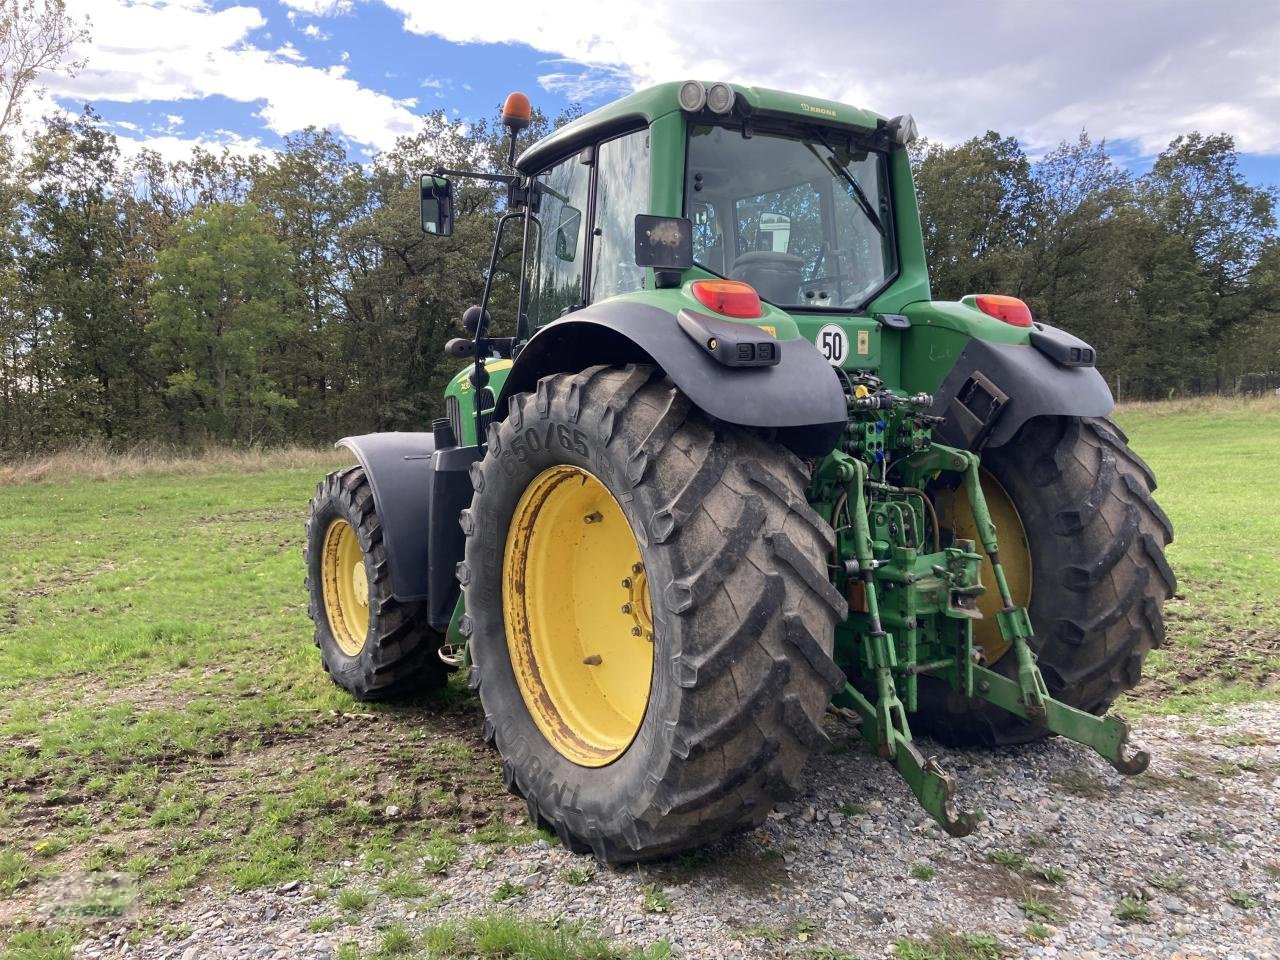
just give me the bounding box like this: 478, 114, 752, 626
115, 129, 272, 163
380, 0, 1280, 155
302, 23, 328, 40
278, 0, 352, 13
49, 0, 420, 152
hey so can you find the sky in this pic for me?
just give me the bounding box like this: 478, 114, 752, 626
36, 0, 1280, 189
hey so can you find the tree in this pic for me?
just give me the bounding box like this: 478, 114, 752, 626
149, 203, 301, 443
910, 132, 1034, 299
0, 0, 86, 137
1019, 134, 1137, 362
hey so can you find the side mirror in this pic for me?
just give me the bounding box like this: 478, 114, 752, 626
420, 175, 453, 236
634, 214, 693, 269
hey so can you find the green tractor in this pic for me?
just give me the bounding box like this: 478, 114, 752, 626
304, 81, 1174, 860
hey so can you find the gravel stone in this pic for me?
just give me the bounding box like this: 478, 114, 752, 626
72, 701, 1280, 959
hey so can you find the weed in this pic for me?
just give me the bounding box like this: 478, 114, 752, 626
839, 802, 868, 817
473, 820, 539, 847
32, 837, 69, 859
1025, 923, 1051, 942
1, 926, 79, 959
422, 835, 459, 875
640, 883, 672, 914
909, 862, 937, 881
414, 913, 670, 959
1228, 890, 1258, 910
561, 866, 595, 886
336, 888, 371, 912
1148, 872, 1188, 892
1019, 898, 1061, 922
306, 917, 338, 933
894, 928, 1010, 959
377, 924, 415, 956
1034, 865, 1067, 885
379, 874, 429, 898
1115, 897, 1152, 923
492, 879, 525, 902
0, 851, 32, 895
987, 849, 1026, 870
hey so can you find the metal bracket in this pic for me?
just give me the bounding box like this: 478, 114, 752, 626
836, 682, 978, 837
973, 665, 1150, 775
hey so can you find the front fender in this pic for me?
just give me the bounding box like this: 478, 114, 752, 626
336, 432, 480, 626
497, 301, 847, 456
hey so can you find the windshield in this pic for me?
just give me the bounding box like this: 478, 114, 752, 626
685, 123, 896, 310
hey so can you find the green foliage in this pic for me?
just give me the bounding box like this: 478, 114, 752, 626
149, 202, 301, 442
894, 929, 1010, 960
335, 888, 371, 912
639, 883, 672, 913
986, 849, 1025, 870
1019, 898, 1061, 922
415, 914, 669, 960
491, 879, 524, 902
909, 862, 937, 880
1115, 896, 1152, 923
1228, 889, 1258, 909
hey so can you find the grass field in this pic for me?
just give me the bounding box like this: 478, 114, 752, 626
2, 400, 1278, 956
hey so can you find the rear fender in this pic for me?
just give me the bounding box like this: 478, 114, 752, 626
497, 301, 847, 456
336, 433, 480, 628
928, 332, 1113, 450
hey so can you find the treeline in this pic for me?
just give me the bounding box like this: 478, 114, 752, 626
0, 109, 1276, 454
912, 132, 1279, 399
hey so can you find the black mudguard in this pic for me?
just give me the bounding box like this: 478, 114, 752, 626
929, 334, 1114, 450
336, 433, 480, 627
497, 301, 847, 456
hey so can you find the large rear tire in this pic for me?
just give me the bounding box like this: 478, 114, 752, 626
305, 465, 448, 700
460, 365, 847, 862
916, 416, 1175, 746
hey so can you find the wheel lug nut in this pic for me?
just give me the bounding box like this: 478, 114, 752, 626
631, 562, 644, 574
621, 603, 632, 614
583, 512, 603, 524
621, 577, 632, 588
630, 626, 642, 637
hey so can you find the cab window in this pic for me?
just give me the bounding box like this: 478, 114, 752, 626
527, 152, 591, 328
591, 128, 650, 301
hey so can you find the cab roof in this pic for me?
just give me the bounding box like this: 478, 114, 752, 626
516, 81, 888, 175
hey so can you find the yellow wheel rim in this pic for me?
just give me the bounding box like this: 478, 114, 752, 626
503, 465, 654, 767
321, 518, 370, 656
940, 470, 1032, 665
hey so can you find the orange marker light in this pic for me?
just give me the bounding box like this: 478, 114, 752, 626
502, 92, 532, 131
974, 294, 1033, 327
691, 279, 763, 319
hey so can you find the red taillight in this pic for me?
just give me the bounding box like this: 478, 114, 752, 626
691, 279, 762, 318
974, 294, 1033, 327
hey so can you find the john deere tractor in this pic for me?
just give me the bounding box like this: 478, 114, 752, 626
305, 82, 1174, 861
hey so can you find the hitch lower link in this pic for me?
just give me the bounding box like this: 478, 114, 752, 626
833, 447, 1149, 839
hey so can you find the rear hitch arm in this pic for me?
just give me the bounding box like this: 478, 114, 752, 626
972, 665, 1150, 775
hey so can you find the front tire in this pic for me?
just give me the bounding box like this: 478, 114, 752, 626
460, 365, 848, 862
305, 465, 448, 700
917, 416, 1175, 746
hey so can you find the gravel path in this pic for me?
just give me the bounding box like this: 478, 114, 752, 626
73, 701, 1280, 960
